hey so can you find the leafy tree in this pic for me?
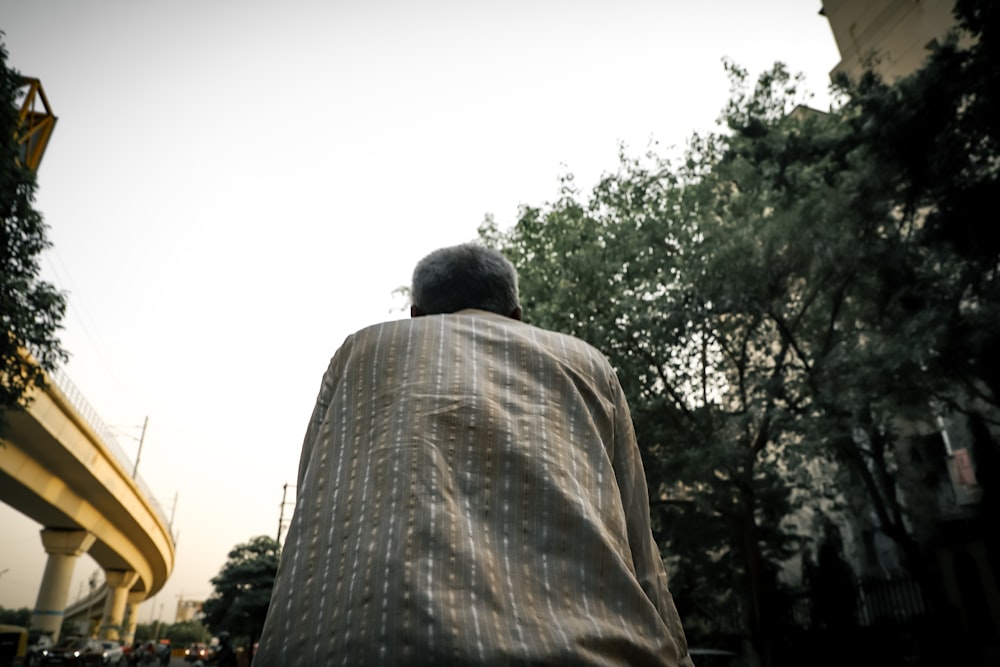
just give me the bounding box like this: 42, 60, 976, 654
483, 62, 859, 664
483, 28, 1000, 657
203, 535, 279, 649
133, 621, 157, 642
0, 34, 67, 435
0, 605, 30, 626
839, 0, 1000, 414
827, 3, 1000, 622
164, 619, 209, 645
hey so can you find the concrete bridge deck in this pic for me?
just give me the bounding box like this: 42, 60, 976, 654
0, 363, 175, 642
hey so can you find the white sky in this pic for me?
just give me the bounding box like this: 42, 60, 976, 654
0, 0, 841, 621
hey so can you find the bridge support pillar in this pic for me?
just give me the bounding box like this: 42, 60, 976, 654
31, 529, 96, 641
122, 591, 145, 646
101, 570, 139, 640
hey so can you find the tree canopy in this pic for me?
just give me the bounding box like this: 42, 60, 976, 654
202, 535, 279, 646
481, 2, 998, 663
837, 0, 1000, 412
0, 34, 67, 434
0, 605, 30, 626
131, 619, 210, 645
159, 619, 210, 645
483, 63, 860, 660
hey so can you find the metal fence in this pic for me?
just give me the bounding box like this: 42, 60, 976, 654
783, 576, 942, 666
856, 576, 928, 625
789, 575, 929, 629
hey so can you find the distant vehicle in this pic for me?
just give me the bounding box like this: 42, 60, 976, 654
24, 630, 53, 667
38, 637, 105, 666
184, 642, 209, 663
101, 640, 124, 665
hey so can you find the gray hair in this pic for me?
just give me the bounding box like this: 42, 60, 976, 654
411, 244, 520, 316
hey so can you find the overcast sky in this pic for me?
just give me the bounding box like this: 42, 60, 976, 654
0, 0, 841, 621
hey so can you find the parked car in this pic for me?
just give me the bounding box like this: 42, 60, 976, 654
100, 640, 124, 665
38, 637, 105, 666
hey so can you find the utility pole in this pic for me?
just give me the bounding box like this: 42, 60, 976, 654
86, 570, 99, 637
276, 483, 295, 544
168, 491, 179, 531
153, 602, 164, 640
131, 416, 149, 479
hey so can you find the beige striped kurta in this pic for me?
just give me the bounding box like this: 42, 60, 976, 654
254, 310, 692, 666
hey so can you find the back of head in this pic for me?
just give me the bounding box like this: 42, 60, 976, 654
411, 243, 520, 318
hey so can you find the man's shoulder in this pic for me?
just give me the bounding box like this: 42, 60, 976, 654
521, 322, 616, 373
343, 313, 613, 371
457, 312, 617, 376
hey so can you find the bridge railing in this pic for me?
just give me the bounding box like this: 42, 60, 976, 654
46, 366, 173, 536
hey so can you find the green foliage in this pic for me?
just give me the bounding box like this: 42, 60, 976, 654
483, 8, 999, 658
0, 34, 68, 434
135, 620, 211, 646
202, 535, 279, 644
0, 605, 30, 626
835, 0, 1000, 411
132, 621, 157, 642
131, 618, 207, 645
483, 63, 844, 646
163, 619, 209, 644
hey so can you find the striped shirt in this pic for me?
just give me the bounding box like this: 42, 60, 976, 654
254, 310, 692, 666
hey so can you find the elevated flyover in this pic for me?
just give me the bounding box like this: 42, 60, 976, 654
0, 364, 175, 642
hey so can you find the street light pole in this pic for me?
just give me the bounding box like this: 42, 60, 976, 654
277, 483, 295, 544
131, 416, 149, 479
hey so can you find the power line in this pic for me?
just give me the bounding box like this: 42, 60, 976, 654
43, 250, 123, 382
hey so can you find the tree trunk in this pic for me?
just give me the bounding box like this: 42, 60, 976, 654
731, 479, 773, 667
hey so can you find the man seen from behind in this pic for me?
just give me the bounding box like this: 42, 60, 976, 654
254, 243, 693, 666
